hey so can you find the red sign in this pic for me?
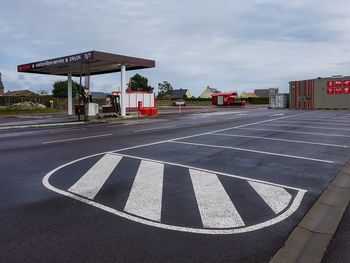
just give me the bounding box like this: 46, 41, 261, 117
335, 87, 343, 94
18, 64, 31, 71
335, 81, 343, 87
344, 87, 350, 94
327, 87, 335, 94
343, 80, 350, 87
327, 81, 335, 88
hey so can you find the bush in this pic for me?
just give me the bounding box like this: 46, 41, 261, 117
244, 97, 269, 104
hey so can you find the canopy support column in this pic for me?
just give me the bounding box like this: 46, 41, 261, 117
67, 73, 73, 116
120, 64, 126, 117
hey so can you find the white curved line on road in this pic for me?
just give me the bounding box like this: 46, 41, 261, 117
42, 152, 306, 235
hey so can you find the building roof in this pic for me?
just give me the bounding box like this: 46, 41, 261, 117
17, 51, 155, 77
240, 92, 258, 98
5, 90, 38, 96
171, 89, 189, 98
208, 87, 221, 93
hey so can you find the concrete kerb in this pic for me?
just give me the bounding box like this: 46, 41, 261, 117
0, 114, 147, 130
270, 161, 350, 263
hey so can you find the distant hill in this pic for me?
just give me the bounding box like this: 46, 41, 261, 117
91, 92, 110, 98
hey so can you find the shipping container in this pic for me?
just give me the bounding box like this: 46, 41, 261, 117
269, 94, 289, 109
289, 76, 350, 109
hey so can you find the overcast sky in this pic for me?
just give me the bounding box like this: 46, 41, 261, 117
1, 0, 350, 96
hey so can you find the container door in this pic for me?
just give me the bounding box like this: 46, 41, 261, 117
218, 96, 224, 105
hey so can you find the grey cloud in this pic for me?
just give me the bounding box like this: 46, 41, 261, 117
1, 0, 350, 96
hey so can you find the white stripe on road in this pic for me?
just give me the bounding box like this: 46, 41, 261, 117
171, 141, 334, 164
271, 120, 350, 127
248, 181, 292, 214
260, 123, 350, 131
271, 113, 285, 116
43, 152, 307, 234
42, 134, 113, 144
68, 154, 122, 199
238, 127, 350, 138
210, 133, 348, 148
189, 169, 245, 228
288, 117, 350, 123
124, 160, 164, 221
133, 126, 175, 133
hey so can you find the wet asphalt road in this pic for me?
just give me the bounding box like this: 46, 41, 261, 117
1, 108, 350, 263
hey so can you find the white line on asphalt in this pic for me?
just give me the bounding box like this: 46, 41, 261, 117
170, 141, 334, 164
132, 125, 175, 133
285, 117, 350, 124
260, 123, 350, 131
237, 113, 248, 116
210, 133, 348, 148
89, 112, 313, 155
0, 121, 85, 130
109, 153, 304, 191
0, 127, 86, 138
124, 160, 164, 221
42, 152, 307, 234
271, 113, 285, 116
248, 181, 292, 214
42, 134, 113, 144
271, 120, 350, 127
190, 169, 245, 228
68, 154, 122, 199
238, 127, 350, 138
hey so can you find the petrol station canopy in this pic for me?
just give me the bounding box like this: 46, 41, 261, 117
17, 50, 155, 76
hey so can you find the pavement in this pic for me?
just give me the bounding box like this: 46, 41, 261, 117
0, 107, 349, 262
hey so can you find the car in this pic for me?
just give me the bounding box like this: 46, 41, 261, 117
172, 99, 186, 106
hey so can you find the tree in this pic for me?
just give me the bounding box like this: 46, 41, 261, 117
37, 89, 49, 96
157, 81, 173, 99
52, 80, 80, 98
128, 74, 154, 93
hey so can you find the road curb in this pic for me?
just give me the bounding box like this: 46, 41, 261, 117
270, 160, 350, 263
0, 121, 85, 130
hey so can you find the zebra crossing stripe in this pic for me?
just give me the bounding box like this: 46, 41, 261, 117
189, 169, 245, 228
248, 181, 292, 214
124, 160, 164, 221
68, 154, 122, 199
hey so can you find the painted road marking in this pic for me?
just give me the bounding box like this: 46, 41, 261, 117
43, 112, 313, 234
42, 134, 113, 144
133, 125, 175, 133
248, 181, 292, 214
189, 111, 247, 118
271, 113, 285, 116
170, 141, 334, 164
189, 169, 245, 228
271, 120, 350, 127
260, 123, 350, 131
68, 154, 122, 199
124, 160, 164, 221
289, 117, 350, 123
237, 127, 350, 138
43, 153, 307, 234
210, 133, 348, 148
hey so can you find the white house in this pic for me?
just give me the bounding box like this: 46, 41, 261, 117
199, 86, 221, 98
